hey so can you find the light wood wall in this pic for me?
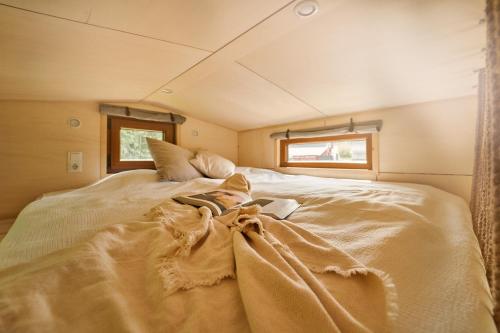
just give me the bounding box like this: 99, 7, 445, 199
98, 102, 238, 177
0, 96, 476, 218
238, 96, 477, 202
0, 101, 100, 220
0, 101, 238, 219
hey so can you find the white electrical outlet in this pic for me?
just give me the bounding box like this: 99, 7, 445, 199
68, 152, 83, 173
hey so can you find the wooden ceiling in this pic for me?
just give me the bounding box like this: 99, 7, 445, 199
0, 0, 485, 130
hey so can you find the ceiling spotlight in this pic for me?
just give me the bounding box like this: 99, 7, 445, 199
160, 88, 173, 94
294, 0, 319, 17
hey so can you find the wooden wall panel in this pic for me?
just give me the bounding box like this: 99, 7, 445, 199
103, 102, 238, 165
237, 96, 477, 201
177, 116, 238, 163
0, 101, 101, 219
377, 173, 473, 202
0, 101, 238, 219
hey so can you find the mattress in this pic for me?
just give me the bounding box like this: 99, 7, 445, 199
0, 167, 495, 332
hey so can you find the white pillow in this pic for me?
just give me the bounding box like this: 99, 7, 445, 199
190, 151, 235, 179
146, 138, 203, 181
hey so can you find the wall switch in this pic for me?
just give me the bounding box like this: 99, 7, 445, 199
191, 129, 199, 137
68, 152, 83, 173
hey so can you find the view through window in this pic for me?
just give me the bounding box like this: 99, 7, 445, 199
120, 128, 163, 161
288, 139, 367, 164
280, 134, 372, 169
107, 116, 175, 173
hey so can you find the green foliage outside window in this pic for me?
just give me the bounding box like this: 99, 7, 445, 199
120, 128, 163, 161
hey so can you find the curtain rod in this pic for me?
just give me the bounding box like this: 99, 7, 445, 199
99, 104, 186, 125
269, 118, 382, 139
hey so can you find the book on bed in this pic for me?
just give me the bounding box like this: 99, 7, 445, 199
173, 190, 300, 220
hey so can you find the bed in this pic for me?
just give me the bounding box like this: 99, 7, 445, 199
0, 167, 495, 332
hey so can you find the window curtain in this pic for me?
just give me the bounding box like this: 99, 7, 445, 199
470, 0, 500, 325
99, 104, 186, 124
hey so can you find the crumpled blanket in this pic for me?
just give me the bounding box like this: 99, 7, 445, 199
150, 174, 397, 332
0, 174, 396, 333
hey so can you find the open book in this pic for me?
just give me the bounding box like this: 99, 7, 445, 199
173, 190, 300, 220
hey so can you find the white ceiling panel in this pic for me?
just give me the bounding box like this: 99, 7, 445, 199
0, 6, 209, 101
147, 62, 322, 130
239, 0, 485, 116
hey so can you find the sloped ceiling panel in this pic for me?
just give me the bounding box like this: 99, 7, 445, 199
144, 0, 336, 130
0, 0, 294, 51
147, 62, 322, 130
0, 5, 209, 100
0, 0, 91, 21
238, 0, 485, 116
88, 0, 293, 51
0, 0, 487, 130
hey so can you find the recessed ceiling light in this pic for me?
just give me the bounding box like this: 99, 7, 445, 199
160, 88, 173, 94
294, 0, 319, 17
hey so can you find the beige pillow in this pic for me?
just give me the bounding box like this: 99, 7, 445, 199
190, 150, 235, 179
146, 138, 203, 181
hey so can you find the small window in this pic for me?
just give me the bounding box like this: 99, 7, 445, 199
280, 134, 372, 169
107, 116, 175, 173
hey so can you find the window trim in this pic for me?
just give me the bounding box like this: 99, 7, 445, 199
107, 116, 176, 173
279, 133, 373, 170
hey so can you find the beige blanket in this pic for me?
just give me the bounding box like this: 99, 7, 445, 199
0, 175, 395, 332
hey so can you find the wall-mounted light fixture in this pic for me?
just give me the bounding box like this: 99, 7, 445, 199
68, 118, 81, 128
